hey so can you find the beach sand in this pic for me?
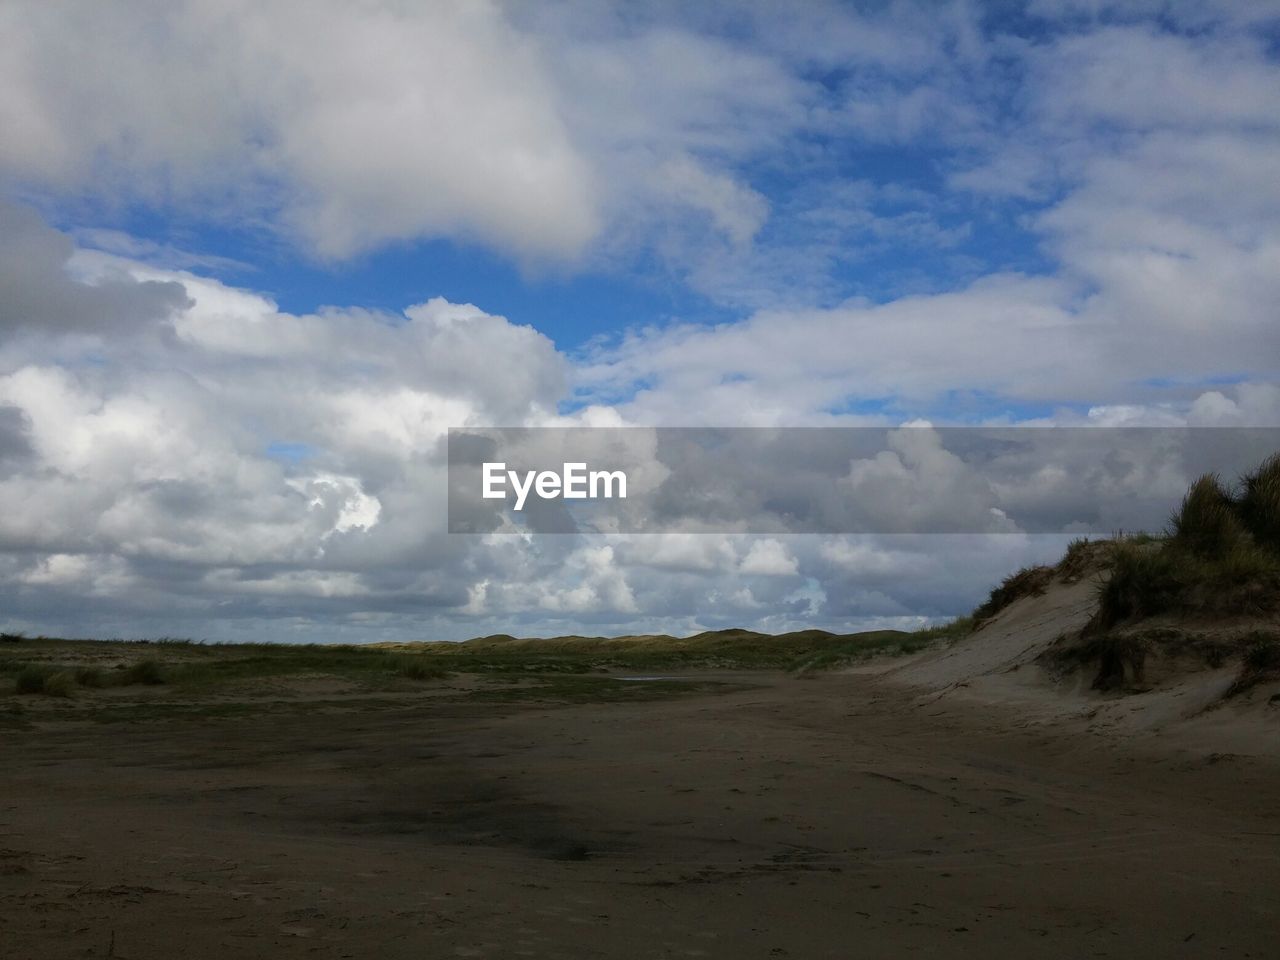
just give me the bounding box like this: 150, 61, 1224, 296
3, 662, 1277, 959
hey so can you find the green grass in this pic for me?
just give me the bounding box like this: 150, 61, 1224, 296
788, 618, 972, 672
73, 666, 107, 688
0, 640, 464, 699
1171, 474, 1246, 556
404, 627, 931, 674
1056, 538, 1099, 582
122, 659, 166, 685
1094, 536, 1280, 630
2, 627, 951, 699
395, 657, 448, 681
14, 665, 53, 695
1093, 542, 1182, 629
1239, 453, 1280, 550
1089, 454, 1280, 631
13, 665, 77, 697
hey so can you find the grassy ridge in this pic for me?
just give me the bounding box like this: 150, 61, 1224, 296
0, 640, 447, 697
385, 625, 962, 673
0, 621, 968, 698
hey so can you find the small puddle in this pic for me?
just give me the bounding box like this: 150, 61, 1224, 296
615, 676, 679, 682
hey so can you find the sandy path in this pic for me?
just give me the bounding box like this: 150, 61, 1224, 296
2, 673, 1278, 958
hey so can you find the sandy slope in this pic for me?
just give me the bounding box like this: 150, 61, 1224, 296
888, 578, 1099, 690
883, 574, 1280, 761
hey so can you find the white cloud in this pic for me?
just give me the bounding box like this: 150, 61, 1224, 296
652, 154, 769, 250
0, 0, 599, 262
614, 534, 739, 573
739, 539, 799, 577
536, 545, 638, 614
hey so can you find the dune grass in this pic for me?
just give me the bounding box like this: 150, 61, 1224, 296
1, 624, 962, 698
14, 665, 77, 697
1091, 458, 1280, 631
1239, 453, 1280, 550
2, 641, 453, 696
394, 656, 448, 681
413, 627, 940, 674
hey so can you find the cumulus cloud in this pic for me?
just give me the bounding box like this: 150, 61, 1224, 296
0, 207, 574, 634
0, 210, 1094, 640
739, 539, 799, 576
0, 0, 599, 262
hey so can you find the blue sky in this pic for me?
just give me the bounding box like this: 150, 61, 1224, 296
42, 112, 1057, 361
0, 0, 1278, 641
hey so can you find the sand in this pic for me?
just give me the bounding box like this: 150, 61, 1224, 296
3, 662, 1279, 959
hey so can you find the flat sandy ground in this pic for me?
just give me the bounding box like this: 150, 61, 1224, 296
2, 671, 1278, 959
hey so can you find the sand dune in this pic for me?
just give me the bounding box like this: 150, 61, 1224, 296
882, 560, 1280, 761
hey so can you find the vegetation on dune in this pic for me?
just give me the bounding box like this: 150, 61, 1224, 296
1019, 455, 1280, 696
394, 656, 448, 681
2, 642, 453, 696
14, 666, 54, 695
1092, 458, 1280, 632
14, 665, 77, 697
972, 565, 1056, 624
1, 623, 968, 700
1239, 453, 1280, 550
1056, 537, 1103, 583
122, 659, 167, 685
788, 618, 972, 672
1171, 474, 1245, 556
409, 626, 961, 674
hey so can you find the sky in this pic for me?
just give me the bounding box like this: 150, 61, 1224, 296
0, 0, 1278, 642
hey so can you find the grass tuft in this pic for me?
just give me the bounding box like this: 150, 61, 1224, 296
42, 670, 76, 697
1093, 542, 1181, 630
15, 666, 51, 695
1056, 538, 1101, 582
14, 665, 76, 696
74, 667, 107, 688
395, 657, 447, 681
972, 565, 1055, 623
1239, 453, 1280, 550
121, 659, 166, 685
1170, 473, 1244, 557
1089, 455, 1280, 631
